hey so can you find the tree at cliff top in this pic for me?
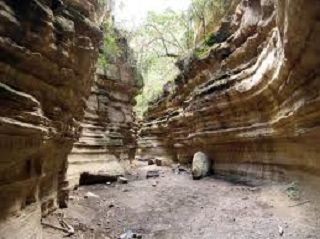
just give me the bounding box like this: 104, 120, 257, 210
190, 0, 236, 43
98, 21, 122, 69
132, 9, 194, 117
111, 0, 236, 117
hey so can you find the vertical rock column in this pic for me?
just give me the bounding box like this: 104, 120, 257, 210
0, 0, 103, 238
67, 34, 142, 189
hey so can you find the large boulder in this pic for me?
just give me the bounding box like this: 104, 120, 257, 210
192, 152, 211, 180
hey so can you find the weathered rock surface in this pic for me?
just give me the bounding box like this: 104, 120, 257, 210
0, 0, 104, 238
66, 34, 141, 189
138, 0, 320, 181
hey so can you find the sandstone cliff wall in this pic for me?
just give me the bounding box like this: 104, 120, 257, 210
138, 0, 320, 181
67, 35, 141, 189
0, 0, 103, 238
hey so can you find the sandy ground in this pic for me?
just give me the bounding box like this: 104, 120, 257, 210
43, 163, 320, 239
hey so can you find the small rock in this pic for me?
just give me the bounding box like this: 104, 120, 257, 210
84, 192, 99, 199
106, 182, 111, 185
122, 188, 129, 192
278, 225, 284, 236
173, 168, 180, 175
155, 159, 162, 166
119, 230, 143, 239
78, 222, 86, 230
118, 176, 128, 184
120, 230, 134, 239
152, 181, 157, 187
109, 203, 115, 208
146, 170, 160, 179
172, 164, 180, 174
133, 233, 142, 238
249, 187, 260, 192
178, 166, 189, 173
148, 159, 155, 165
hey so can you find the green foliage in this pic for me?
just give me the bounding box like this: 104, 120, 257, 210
190, 0, 236, 42
205, 33, 217, 46
131, 10, 192, 118
98, 0, 105, 5
98, 21, 122, 71
194, 45, 210, 59
135, 57, 178, 117
193, 32, 218, 58
123, 0, 237, 117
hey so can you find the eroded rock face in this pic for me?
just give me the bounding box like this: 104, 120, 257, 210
138, 0, 320, 180
0, 0, 104, 238
66, 35, 141, 190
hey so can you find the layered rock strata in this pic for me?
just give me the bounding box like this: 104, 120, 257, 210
138, 0, 320, 180
0, 0, 104, 238
67, 35, 141, 189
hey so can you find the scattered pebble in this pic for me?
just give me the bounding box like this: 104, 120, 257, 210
146, 170, 160, 179
249, 187, 260, 192
155, 159, 162, 166
69, 196, 75, 201
84, 192, 99, 199
119, 230, 143, 239
278, 225, 284, 236
118, 177, 129, 184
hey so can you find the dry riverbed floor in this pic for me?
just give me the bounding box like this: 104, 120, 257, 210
43, 163, 320, 239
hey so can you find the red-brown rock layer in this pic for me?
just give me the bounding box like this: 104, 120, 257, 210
138, 0, 320, 180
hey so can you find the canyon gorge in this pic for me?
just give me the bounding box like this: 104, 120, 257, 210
0, 0, 319, 238
138, 0, 320, 180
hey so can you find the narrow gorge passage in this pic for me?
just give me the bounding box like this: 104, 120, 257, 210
0, 0, 320, 239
